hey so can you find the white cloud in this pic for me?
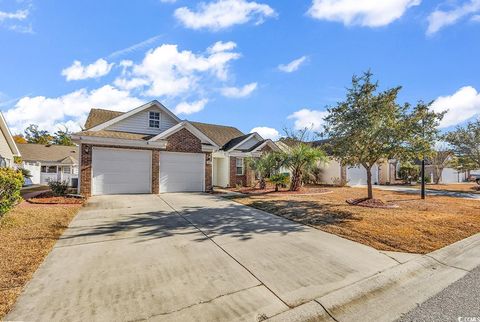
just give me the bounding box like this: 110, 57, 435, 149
430, 86, 480, 128
61, 59, 114, 81
208, 40, 237, 53
307, 0, 420, 27
160, 0, 177, 3
288, 109, 328, 131
174, 99, 208, 115
115, 42, 240, 97
4, 85, 144, 133
174, 0, 277, 31
472, 14, 480, 21
427, 0, 480, 35
278, 56, 307, 73
220, 82, 257, 98
0, 9, 32, 33
0, 9, 29, 21
250, 126, 280, 140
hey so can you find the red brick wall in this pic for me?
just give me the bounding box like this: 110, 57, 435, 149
79, 144, 160, 197
205, 153, 212, 192
80, 144, 92, 197
229, 156, 247, 187
152, 150, 160, 194
166, 128, 202, 153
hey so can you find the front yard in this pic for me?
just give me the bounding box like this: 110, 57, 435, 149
232, 186, 480, 254
412, 183, 479, 194
0, 202, 81, 318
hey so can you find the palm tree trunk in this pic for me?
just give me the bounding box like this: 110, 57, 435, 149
260, 177, 266, 190
290, 169, 302, 191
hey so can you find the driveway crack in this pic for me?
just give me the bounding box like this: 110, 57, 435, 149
127, 284, 262, 321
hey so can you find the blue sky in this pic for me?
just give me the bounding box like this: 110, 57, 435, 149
1, 0, 480, 140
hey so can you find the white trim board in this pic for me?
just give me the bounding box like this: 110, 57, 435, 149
149, 121, 219, 148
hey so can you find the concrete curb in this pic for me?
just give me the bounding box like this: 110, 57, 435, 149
268, 233, 480, 322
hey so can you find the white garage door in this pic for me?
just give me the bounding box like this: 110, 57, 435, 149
440, 168, 460, 183
347, 165, 379, 186
160, 152, 205, 192
92, 148, 152, 195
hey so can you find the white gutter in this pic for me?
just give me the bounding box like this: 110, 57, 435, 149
72, 135, 167, 149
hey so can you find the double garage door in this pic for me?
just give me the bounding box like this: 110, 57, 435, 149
92, 148, 204, 195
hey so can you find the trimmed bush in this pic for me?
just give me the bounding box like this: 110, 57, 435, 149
269, 173, 290, 192
0, 168, 23, 216
48, 180, 69, 196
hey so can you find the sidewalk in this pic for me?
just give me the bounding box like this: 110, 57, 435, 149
267, 233, 480, 322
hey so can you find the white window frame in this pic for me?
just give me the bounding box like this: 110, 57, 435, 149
149, 111, 160, 128
236, 158, 244, 175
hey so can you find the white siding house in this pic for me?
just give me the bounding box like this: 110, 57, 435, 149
0, 112, 20, 168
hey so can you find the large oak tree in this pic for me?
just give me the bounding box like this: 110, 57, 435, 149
324, 71, 443, 199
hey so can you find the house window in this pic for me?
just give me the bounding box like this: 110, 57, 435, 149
0, 157, 6, 168
41, 166, 57, 173
62, 166, 71, 174
149, 111, 160, 128
236, 158, 244, 175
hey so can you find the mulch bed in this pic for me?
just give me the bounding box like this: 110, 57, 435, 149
346, 198, 399, 209
233, 187, 333, 196
27, 191, 85, 205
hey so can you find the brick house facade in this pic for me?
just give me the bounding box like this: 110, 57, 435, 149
79, 128, 213, 197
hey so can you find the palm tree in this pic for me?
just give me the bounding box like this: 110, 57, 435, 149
282, 143, 327, 191
247, 152, 284, 189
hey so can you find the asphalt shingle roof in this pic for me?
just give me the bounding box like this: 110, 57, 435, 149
17, 144, 78, 163
80, 108, 246, 148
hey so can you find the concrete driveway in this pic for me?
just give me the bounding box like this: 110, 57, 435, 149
7, 193, 398, 321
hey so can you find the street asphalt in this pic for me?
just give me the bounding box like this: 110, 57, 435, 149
397, 265, 480, 322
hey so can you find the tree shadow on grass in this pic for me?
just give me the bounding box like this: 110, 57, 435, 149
242, 199, 360, 228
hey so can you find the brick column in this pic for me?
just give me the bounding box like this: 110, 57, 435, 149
205, 153, 212, 192
229, 157, 236, 187
152, 150, 159, 194
80, 144, 92, 197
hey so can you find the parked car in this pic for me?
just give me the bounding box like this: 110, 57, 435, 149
468, 174, 480, 184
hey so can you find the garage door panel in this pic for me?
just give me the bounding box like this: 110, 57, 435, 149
347, 165, 379, 186
92, 148, 152, 195
160, 152, 204, 193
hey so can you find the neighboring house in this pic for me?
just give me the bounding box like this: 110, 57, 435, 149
72, 100, 278, 196
0, 112, 20, 168
17, 144, 79, 186
424, 165, 469, 184
277, 139, 394, 186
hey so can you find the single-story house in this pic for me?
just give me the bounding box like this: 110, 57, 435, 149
0, 112, 20, 168
424, 165, 469, 184
17, 143, 79, 186
276, 139, 396, 186
72, 100, 278, 196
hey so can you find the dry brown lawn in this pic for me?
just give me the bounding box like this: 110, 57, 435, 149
232, 187, 480, 254
0, 202, 81, 319
422, 183, 479, 194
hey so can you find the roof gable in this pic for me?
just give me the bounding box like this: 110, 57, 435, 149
225, 132, 264, 151
149, 122, 218, 147
88, 100, 181, 132
0, 112, 20, 156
